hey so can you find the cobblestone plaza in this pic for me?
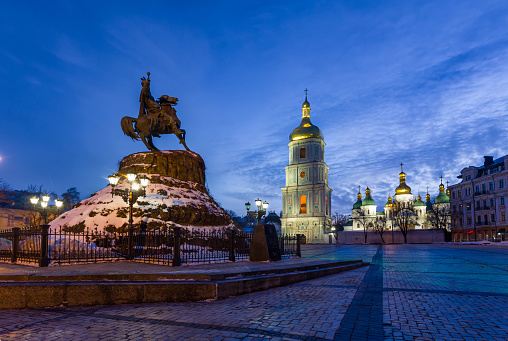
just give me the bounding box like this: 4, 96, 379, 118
0, 244, 506, 340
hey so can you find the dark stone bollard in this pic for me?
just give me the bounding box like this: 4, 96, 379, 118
250, 224, 281, 262
296, 234, 302, 257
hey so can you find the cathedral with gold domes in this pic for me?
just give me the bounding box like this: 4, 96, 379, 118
281, 93, 332, 243
345, 165, 451, 231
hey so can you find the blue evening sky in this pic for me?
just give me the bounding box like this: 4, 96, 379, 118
1, 1, 508, 216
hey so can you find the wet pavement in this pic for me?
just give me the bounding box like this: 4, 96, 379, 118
0, 244, 506, 340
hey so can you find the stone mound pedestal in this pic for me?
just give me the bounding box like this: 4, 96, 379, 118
119, 150, 206, 189
50, 150, 232, 231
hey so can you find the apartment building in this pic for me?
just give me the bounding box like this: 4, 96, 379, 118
449, 155, 507, 242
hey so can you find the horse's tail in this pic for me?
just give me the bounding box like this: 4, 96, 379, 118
121, 116, 140, 140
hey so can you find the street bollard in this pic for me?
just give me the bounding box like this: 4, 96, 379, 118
296, 234, 302, 257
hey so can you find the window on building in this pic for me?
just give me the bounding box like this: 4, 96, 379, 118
502, 212, 506, 222
452, 192, 455, 199
491, 213, 495, 222
482, 184, 486, 193
489, 182, 494, 190
484, 214, 488, 224
300, 148, 306, 159
491, 198, 495, 207
483, 200, 487, 209
500, 179, 505, 189
466, 203, 471, 211
501, 196, 505, 205
477, 216, 481, 224
466, 175, 471, 180
458, 190, 461, 198
453, 205, 457, 213
459, 204, 463, 212
467, 217, 472, 225
300, 195, 306, 214
325, 196, 328, 215
476, 201, 481, 209
460, 218, 463, 225
476, 185, 480, 194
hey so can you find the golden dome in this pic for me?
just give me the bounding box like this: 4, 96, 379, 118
289, 94, 324, 142
395, 169, 412, 195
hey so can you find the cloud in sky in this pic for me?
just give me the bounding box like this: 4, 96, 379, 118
1, 0, 508, 217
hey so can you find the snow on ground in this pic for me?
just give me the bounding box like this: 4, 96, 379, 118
49, 175, 232, 232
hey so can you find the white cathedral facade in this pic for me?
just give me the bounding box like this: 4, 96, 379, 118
345, 166, 451, 231
280, 94, 332, 243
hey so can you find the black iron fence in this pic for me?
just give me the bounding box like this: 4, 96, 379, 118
0, 225, 301, 267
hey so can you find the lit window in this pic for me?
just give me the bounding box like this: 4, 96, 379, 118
300, 148, 306, 159
300, 195, 307, 214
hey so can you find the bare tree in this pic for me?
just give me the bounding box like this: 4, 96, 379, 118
427, 204, 451, 231
0, 179, 11, 205
392, 204, 417, 244
356, 211, 374, 244
374, 215, 387, 244
332, 212, 349, 244
61, 187, 80, 211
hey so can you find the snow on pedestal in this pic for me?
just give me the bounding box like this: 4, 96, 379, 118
50, 151, 233, 232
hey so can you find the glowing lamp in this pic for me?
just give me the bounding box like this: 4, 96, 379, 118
245, 202, 251, 211
41, 201, 48, 208
42, 194, 50, 202
30, 197, 39, 205
255, 198, 262, 208
55, 198, 63, 208
127, 173, 136, 182
140, 176, 149, 188
262, 201, 269, 210
108, 175, 120, 186
132, 182, 140, 191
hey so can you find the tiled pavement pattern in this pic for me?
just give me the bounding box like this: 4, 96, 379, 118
0, 244, 506, 340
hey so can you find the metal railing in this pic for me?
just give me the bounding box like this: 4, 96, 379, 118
0, 225, 301, 267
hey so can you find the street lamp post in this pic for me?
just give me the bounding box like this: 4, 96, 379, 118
29, 195, 63, 226
40, 194, 50, 224
245, 198, 269, 226
108, 173, 149, 260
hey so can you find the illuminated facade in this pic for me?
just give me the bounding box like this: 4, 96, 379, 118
281, 94, 332, 243
346, 166, 450, 231
449, 155, 508, 241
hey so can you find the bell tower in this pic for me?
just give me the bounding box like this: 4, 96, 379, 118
281, 92, 332, 243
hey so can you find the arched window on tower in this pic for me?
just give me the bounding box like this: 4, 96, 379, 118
300, 195, 307, 214
300, 147, 306, 159
325, 196, 328, 215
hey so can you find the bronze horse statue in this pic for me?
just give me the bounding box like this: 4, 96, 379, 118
121, 72, 190, 152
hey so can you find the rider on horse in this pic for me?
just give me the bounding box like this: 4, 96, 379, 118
139, 73, 183, 139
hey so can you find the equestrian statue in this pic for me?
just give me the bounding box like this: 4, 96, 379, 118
121, 72, 190, 152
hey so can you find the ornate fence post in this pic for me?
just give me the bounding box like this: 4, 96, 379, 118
39, 224, 50, 267
172, 226, 181, 267
229, 229, 236, 262
296, 234, 302, 257
11, 227, 20, 263
127, 224, 134, 260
